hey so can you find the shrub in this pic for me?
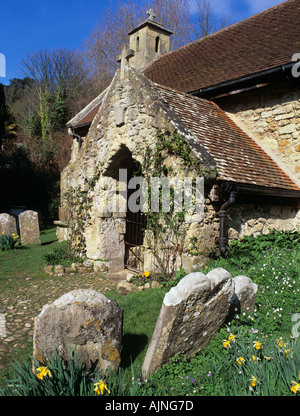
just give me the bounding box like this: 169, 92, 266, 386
44, 244, 84, 266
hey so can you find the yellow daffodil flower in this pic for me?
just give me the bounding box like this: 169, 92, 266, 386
253, 341, 262, 350
36, 366, 52, 380
223, 340, 231, 349
276, 337, 283, 348
250, 376, 258, 387
291, 381, 300, 394
237, 357, 245, 365
228, 334, 236, 342
94, 380, 110, 395
142, 271, 150, 278
252, 355, 261, 364
285, 348, 293, 359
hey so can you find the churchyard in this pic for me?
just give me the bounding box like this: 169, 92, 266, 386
0, 224, 299, 396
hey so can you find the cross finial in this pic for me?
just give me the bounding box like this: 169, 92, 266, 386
146, 8, 156, 21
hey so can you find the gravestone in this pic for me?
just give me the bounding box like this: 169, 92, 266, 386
142, 268, 234, 378
33, 289, 123, 372
232, 275, 258, 312
0, 314, 6, 338
19, 210, 41, 245
0, 213, 17, 236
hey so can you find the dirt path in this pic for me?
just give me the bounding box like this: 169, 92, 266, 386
0, 270, 127, 375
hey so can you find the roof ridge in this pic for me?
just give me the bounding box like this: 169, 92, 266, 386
144, 0, 292, 71
154, 81, 300, 191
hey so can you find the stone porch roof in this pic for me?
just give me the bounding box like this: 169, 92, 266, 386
143, 0, 300, 94
156, 83, 300, 194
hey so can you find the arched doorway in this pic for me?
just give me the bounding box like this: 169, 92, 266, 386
104, 145, 146, 271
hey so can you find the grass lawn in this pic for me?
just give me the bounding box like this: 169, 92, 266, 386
0, 228, 299, 396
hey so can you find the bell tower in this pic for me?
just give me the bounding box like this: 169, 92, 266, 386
117, 9, 173, 73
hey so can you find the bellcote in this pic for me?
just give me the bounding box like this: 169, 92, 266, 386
117, 9, 173, 74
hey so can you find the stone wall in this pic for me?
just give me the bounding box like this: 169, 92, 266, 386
226, 200, 300, 242
60, 67, 215, 273
59, 69, 300, 275
218, 80, 300, 183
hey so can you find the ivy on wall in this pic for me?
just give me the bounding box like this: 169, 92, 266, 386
135, 128, 216, 277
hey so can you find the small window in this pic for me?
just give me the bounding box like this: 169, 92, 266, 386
155, 36, 160, 53
136, 36, 140, 52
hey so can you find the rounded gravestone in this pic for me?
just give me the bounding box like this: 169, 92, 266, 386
33, 289, 123, 372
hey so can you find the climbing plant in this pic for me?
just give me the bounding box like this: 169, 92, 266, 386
136, 128, 215, 278
63, 162, 104, 255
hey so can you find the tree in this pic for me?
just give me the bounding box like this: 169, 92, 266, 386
192, 0, 232, 40
21, 48, 89, 139
147, 0, 192, 50
0, 84, 7, 149
84, 0, 192, 87
0, 84, 16, 151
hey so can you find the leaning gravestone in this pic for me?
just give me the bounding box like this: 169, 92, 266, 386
33, 289, 123, 372
142, 268, 234, 378
0, 213, 17, 236
19, 210, 41, 245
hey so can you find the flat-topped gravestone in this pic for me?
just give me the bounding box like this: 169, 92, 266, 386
142, 268, 234, 378
0, 213, 17, 236
33, 289, 123, 372
19, 210, 41, 245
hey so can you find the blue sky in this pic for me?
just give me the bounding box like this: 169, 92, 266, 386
1, 0, 283, 85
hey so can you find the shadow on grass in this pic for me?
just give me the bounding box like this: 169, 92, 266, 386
41, 240, 57, 246
120, 333, 148, 369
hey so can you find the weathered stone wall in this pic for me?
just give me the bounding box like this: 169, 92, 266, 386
217, 80, 300, 182
59, 70, 299, 274
226, 200, 300, 242
60, 67, 216, 273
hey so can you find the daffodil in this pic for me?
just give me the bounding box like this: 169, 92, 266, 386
252, 355, 261, 364
285, 348, 293, 359
237, 356, 245, 365
142, 271, 150, 278
276, 337, 284, 348
228, 334, 236, 342
291, 381, 300, 394
223, 340, 231, 349
94, 380, 110, 395
253, 341, 262, 350
250, 376, 258, 387
36, 366, 52, 380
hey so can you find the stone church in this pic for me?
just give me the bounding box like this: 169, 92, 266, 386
56, 0, 300, 275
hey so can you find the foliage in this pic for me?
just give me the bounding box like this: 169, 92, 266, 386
0, 232, 20, 251
44, 243, 84, 267
135, 128, 215, 278
1, 228, 300, 396
142, 328, 300, 396
130, 268, 186, 290
227, 229, 300, 266
0, 348, 143, 397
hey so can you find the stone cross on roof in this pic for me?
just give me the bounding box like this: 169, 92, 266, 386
146, 8, 156, 21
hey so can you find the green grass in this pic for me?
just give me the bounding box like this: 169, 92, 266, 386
1, 229, 300, 396
0, 227, 60, 280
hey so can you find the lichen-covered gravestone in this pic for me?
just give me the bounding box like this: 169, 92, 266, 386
33, 289, 123, 372
19, 210, 41, 245
0, 213, 17, 236
142, 268, 234, 378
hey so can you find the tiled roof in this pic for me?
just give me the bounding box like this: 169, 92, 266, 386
74, 103, 101, 127
144, 0, 300, 93
156, 83, 300, 192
